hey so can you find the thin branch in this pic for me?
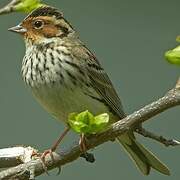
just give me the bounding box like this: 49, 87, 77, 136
135, 127, 180, 147
0, 0, 21, 15
0, 80, 179, 179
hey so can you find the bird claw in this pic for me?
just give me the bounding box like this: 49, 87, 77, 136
56, 166, 62, 176
41, 149, 55, 162
40, 149, 63, 176
39, 149, 55, 176
40, 158, 50, 176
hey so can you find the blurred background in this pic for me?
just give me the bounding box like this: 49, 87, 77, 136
0, 0, 179, 179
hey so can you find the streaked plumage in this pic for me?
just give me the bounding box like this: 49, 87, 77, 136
9, 6, 170, 175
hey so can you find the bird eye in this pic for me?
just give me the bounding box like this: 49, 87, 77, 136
33, 20, 44, 29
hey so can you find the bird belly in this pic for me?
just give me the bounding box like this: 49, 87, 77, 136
31, 83, 112, 123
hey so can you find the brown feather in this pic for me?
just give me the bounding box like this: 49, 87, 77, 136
71, 44, 126, 119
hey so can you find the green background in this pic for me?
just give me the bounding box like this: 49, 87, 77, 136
0, 0, 179, 179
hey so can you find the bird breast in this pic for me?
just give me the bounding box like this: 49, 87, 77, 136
21, 43, 110, 122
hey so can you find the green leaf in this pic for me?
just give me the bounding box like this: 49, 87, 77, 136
68, 111, 94, 134
75, 110, 94, 125
92, 113, 109, 132
68, 119, 88, 133
68, 111, 109, 134
14, 0, 45, 13
176, 35, 180, 43
165, 46, 180, 66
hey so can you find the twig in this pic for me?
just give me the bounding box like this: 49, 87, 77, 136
0, 0, 21, 15
0, 79, 179, 179
135, 127, 180, 146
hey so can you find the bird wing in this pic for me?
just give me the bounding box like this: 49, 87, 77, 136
72, 44, 126, 119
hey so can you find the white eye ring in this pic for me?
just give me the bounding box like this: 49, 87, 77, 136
33, 20, 44, 29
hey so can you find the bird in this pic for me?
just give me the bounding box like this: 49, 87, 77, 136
8, 6, 170, 175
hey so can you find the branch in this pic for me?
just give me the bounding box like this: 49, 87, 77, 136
135, 127, 180, 146
0, 0, 44, 15
0, 0, 21, 15
0, 146, 37, 169
0, 79, 179, 179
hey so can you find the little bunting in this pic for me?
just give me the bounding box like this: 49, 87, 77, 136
9, 6, 170, 175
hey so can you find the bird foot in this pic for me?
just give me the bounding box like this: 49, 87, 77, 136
41, 149, 55, 162
39, 149, 55, 175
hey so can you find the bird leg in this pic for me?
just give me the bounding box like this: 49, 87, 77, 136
79, 133, 96, 163
79, 133, 87, 153
41, 127, 70, 163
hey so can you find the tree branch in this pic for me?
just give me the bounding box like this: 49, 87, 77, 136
0, 0, 21, 15
135, 127, 180, 146
0, 79, 179, 179
0, 146, 37, 169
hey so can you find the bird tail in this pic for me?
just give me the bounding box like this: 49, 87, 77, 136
117, 134, 170, 175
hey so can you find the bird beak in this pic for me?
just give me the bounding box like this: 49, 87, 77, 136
8, 24, 27, 34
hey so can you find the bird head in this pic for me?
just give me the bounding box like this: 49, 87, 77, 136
8, 6, 74, 44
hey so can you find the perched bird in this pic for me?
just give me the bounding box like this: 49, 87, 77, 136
9, 6, 170, 175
